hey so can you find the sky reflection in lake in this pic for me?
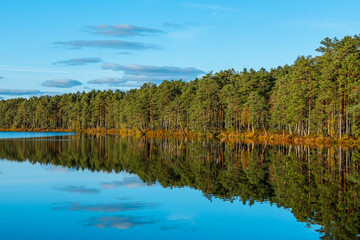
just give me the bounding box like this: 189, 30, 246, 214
0, 131, 75, 139
0, 157, 320, 240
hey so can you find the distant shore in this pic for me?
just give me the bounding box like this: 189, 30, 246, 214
1, 128, 359, 147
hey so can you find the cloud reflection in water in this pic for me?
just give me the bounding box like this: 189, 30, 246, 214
54, 202, 154, 213
101, 176, 154, 189
84, 215, 159, 229
53, 185, 100, 194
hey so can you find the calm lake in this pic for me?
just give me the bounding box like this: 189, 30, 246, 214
0, 132, 358, 239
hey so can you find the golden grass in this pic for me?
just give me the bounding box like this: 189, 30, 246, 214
1, 128, 359, 147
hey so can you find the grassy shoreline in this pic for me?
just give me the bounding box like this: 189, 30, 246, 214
1, 128, 359, 147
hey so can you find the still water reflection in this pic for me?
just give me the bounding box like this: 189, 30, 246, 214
0, 134, 358, 239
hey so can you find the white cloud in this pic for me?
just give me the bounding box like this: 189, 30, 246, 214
42, 78, 82, 88
102, 63, 205, 77
54, 40, 159, 50
54, 57, 102, 66
86, 24, 165, 37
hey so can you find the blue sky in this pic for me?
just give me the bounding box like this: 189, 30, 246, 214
0, 0, 360, 99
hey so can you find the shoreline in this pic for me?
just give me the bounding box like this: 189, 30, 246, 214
0, 128, 359, 147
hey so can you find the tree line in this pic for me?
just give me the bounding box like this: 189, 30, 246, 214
1, 35, 360, 138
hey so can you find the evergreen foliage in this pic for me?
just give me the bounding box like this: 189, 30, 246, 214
1, 35, 360, 138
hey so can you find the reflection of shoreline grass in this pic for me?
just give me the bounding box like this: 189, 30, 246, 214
0, 128, 359, 147
0, 128, 75, 133
223, 131, 359, 148
1, 133, 358, 239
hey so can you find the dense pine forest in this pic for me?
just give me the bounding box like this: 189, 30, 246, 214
1, 35, 360, 138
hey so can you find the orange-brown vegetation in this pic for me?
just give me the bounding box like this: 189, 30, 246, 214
1, 128, 359, 147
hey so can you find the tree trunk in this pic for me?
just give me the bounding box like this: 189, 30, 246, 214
339, 112, 342, 139
263, 123, 267, 136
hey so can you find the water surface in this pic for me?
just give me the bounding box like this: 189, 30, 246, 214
1, 133, 358, 239
0, 131, 75, 139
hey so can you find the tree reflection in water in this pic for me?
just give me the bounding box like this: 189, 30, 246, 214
0, 135, 359, 240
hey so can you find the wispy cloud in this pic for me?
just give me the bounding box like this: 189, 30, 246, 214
53, 57, 102, 66
0, 65, 68, 73
118, 75, 167, 82
167, 23, 209, 40
87, 78, 142, 88
42, 78, 82, 88
0, 89, 60, 99
0, 65, 121, 77
87, 76, 175, 86
182, 2, 240, 12
102, 63, 205, 77
96, 63, 205, 85
54, 40, 159, 50
87, 77, 126, 85
101, 176, 152, 189
161, 22, 198, 29
86, 24, 165, 37
114, 52, 133, 55
54, 185, 100, 194
162, 22, 183, 29
0, 89, 43, 96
